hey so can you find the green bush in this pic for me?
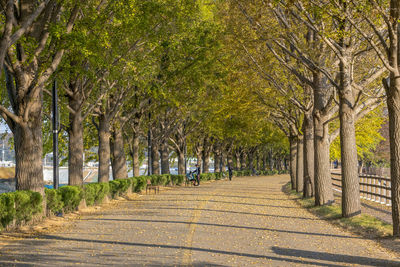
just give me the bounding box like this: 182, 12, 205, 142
97, 182, 110, 203
14, 191, 42, 225
45, 188, 63, 214
0, 191, 42, 230
59, 186, 83, 212
83, 183, 97, 206
109, 179, 131, 198
0, 193, 16, 229
132, 176, 147, 192
170, 175, 184, 185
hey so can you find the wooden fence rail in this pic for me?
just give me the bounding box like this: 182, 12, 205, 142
331, 172, 392, 206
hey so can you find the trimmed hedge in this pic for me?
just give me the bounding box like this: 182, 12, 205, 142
45, 189, 63, 214
59, 186, 84, 213
0, 190, 42, 229
109, 179, 131, 198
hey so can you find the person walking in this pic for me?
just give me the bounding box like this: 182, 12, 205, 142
228, 165, 233, 181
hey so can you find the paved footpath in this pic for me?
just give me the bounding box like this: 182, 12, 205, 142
0, 175, 399, 266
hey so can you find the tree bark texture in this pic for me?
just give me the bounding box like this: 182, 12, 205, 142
214, 152, 221, 173
202, 140, 211, 173
203, 151, 210, 173
339, 54, 361, 217
177, 150, 185, 175
313, 72, 334, 205
160, 139, 170, 174
262, 151, 267, 171
221, 151, 227, 172
240, 151, 247, 170
387, 1, 400, 236
151, 141, 160, 175
111, 127, 128, 180
388, 72, 400, 235
98, 115, 111, 183
289, 136, 297, 190
296, 136, 304, 193
14, 122, 44, 195
131, 133, 140, 177
314, 117, 334, 205
68, 96, 83, 186
303, 115, 314, 198
234, 152, 240, 170
248, 151, 254, 172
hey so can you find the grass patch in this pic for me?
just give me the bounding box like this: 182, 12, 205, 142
284, 183, 393, 238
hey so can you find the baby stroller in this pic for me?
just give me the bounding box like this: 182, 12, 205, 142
186, 170, 197, 186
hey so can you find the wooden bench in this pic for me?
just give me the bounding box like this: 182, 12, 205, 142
146, 179, 159, 194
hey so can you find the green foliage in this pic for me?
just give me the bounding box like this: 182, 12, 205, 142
131, 176, 148, 192
84, 183, 110, 206
45, 189, 64, 215
0, 193, 15, 228
200, 173, 215, 181
170, 174, 185, 185
109, 179, 131, 198
0, 191, 42, 230
13, 191, 42, 224
59, 186, 84, 213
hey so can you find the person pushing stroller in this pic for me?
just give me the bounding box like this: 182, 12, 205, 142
186, 164, 201, 186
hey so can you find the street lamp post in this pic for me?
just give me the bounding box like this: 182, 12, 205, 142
52, 79, 59, 189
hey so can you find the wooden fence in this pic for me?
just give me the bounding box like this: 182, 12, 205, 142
331, 172, 392, 206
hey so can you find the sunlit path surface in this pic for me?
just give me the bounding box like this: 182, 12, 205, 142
0, 175, 398, 266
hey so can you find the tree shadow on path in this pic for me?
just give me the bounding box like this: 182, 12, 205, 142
1, 235, 395, 267
271, 246, 399, 267
84, 218, 360, 239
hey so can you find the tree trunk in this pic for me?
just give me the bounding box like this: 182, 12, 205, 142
160, 139, 170, 174
221, 151, 227, 172
303, 113, 314, 198
98, 115, 111, 183
262, 151, 267, 171
203, 151, 210, 173
256, 152, 260, 171
313, 71, 334, 205
388, 73, 400, 235
388, 1, 400, 236
234, 152, 239, 170
289, 136, 297, 190
196, 145, 203, 172
151, 141, 160, 175
314, 116, 334, 205
296, 136, 304, 193
177, 150, 185, 175
68, 96, 83, 186
111, 126, 128, 180
202, 137, 211, 173
268, 149, 273, 170
14, 123, 44, 195
214, 152, 221, 173
248, 151, 254, 172
240, 151, 247, 170
339, 54, 361, 217
132, 133, 140, 177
